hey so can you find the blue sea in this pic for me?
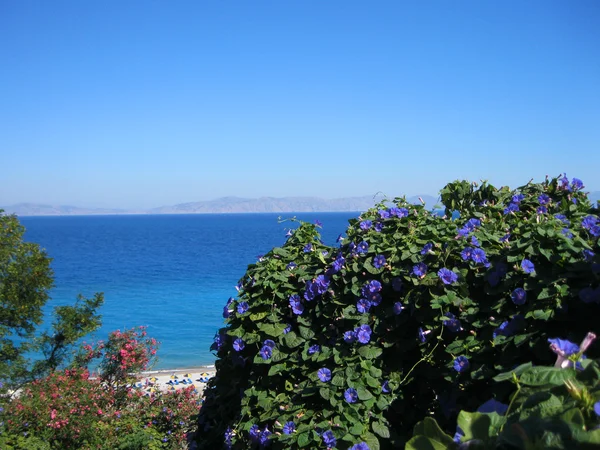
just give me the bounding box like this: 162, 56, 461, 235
20, 213, 357, 370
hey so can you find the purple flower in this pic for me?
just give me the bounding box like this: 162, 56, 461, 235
521, 259, 535, 273
421, 243, 433, 255
237, 301, 249, 314
453, 356, 470, 373
357, 241, 369, 254
349, 443, 370, 450
381, 380, 391, 393
286, 262, 297, 270
363, 280, 382, 294
503, 203, 519, 215
418, 327, 430, 343
583, 249, 595, 262
289, 294, 304, 315
538, 194, 550, 205
392, 277, 403, 292
303, 281, 317, 301
283, 324, 291, 334
373, 254, 386, 269
344, 388, 358, 403
367, 292, 382, 306
223, 306, 232, 319
500, 233, 511, 243
359, 220, 372, 230
548, 337, 583, 369
314, 219, 323, 227
303, 243, 313, 253
308, 344, 321, 355
536, 206, 547, 215
259, 427, 271, 446
471, 248, 488, 264
332, 256, 345, 273
582, 216, 598, 231
493, 321, 510, 338
511, 288, 527, 305
413, 262, 428, 278
460, 247, 473, 261
555, 214, 570, 225
282, 421, 295, 435
336, 234, 344, 243
233, 338, 245, 352
571, 178, 584, 190
344, 330, 357, 343
374, 221, 384, 232
259, 345, 273, 360
470, 236, 480, 247
591, 225, 600, 237
559, 174, 571, 191
263, 339, 276, 349
356, 324, 372, 344
314, 275, 330, 294
322, 430, 336, 448
224, 427, 233, 448
443, 312, 462, 332
393, 302, 403, 315
477, 399, 509, 415
211, 331, 226, 351
317, 367, 332, 382
438, 268, 458, 285
389, 207, 408, 218
379, 209, 390, 219
562, 228, 573, 238
356, 298, 372, 314
249, 425, 260, 442
512, 194, 525, 204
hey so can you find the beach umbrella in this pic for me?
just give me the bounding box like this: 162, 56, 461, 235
183, 373, 191, 378
149, 377, 158, 382
170, 374, 178, 379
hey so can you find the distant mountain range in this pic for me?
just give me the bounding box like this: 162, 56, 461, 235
3, 192, 598, 217
1, 195, 441, 216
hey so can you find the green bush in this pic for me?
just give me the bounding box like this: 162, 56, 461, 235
194, 175, 599, 449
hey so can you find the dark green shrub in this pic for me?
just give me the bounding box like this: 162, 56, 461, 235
195, 175, 599, 449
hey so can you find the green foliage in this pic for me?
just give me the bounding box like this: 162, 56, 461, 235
406, 360, 600, 449
195, 175, 599, 449
0, 210, 104, 388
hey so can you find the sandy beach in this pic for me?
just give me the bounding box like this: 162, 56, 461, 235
133, 365, 217, 397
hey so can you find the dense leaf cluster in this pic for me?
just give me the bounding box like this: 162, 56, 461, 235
195, 175, 599, 449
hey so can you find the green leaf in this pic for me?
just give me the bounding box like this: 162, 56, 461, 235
518, 366, 577, 386
357, 386, 373, 400
297, 432, 310, 448
363, 432, 380, 450
283, 331, 304, 348
456, 411, 492, 441
409, 418, 456, 449
331, 373, 345, 387
268, 363, 286, 376
372, 421, 390, 439
298, 325, 315, 340
358, 346, 383, 359
258, 323, 288, 337
349, 422, 364, 436
493, 362, 533, 382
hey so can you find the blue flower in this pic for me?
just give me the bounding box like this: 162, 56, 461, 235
283, 324, 291, 334
421, 243, 433, 255
374, 221, 384, 232
233, 338, 245, 352
263, 339, 276, 349
289, 294, 304, 315
571, 178, 584, 190
389, 207, 408, 218
438, 268, 458, 285
359, 220, 372, 230
503, 203, 519, 215
308, 344, 321, 355
381, 380, 391, 393
493, 321, 510, 338
373, 254, 386, 269
303, 243, 312, 253
344, 388, 358, 403
211, 331, 226, 351
332, 256, 345, 273
538, 193, 550, 205
248, 424, 260, 442
344, 330, 357, 343
349, 443, 370, 450
583, 249, 595, 262
521, 259, 535, 273
582, 216, 598, 231
314, 275, 330, 294
453, 356, 470, 373
413, 262, 428, 278
511, 288, 527, 305
512, 194, 525, 204
357, 241, 369, 254
282, 421, 296, 435
237, 302, 249, 314
363, 280, 382, 294
224, 427, 233, 447
392, 277, 403, 292
500, 233, 510, 243
259, 427, 271, 446
562, 228, 573, 238
594, 401, 600, 417
368, 292, 382, 306
471, 248, 488, 264
393, 302, 403, 315
487, 270, 500, 287
477, 399, 509, 415
418, 327, 430, 343
578, 287, 599, 304
443, 312, 462, 332
356, 324, 372, 344
548, 337, 581, 369
222, 306, 232, 319
322, 430, 336, 448
555, 214, 570, 225
460, 247, 473, 261
286, 262, 297, 270
314, 219, 323, 227
536, 206, 547, 215
356, 298, 372, 314
470, 236, 480, 247
303, 281, 317, 301
259, 345, 273, 360
317, 367, 332, 382
379, 209, 390, 219
591, 225, 600, 237
336, 234, 344, 243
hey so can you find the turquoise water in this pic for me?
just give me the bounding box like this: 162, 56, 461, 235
20, 213, 356, 369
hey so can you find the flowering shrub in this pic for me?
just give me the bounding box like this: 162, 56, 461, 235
407, 333, 600, 449
195, 175, 599, 449
1, 329, 199, 449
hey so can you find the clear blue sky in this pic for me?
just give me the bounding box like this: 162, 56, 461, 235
1, 1, 599, 209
